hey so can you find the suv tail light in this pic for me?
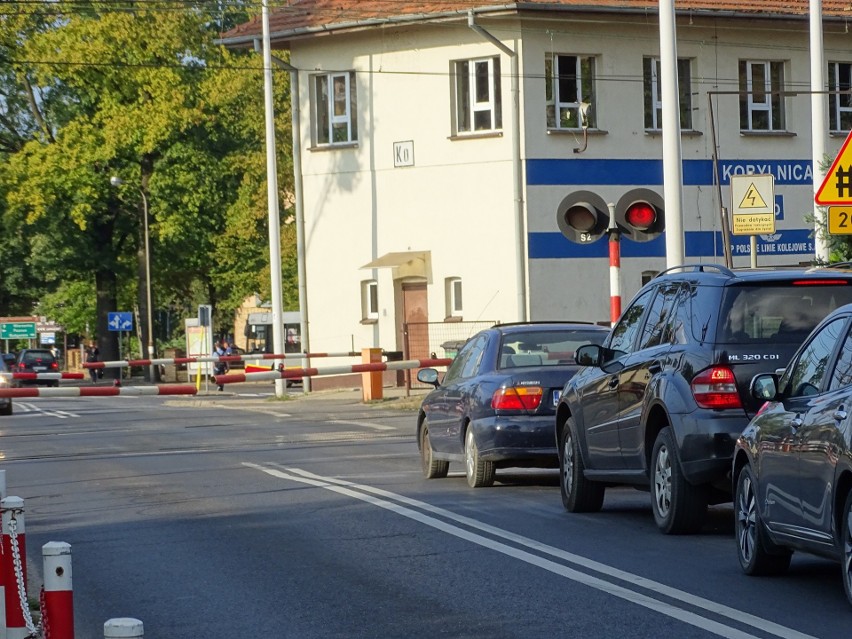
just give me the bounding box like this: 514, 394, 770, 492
691, 366, 742, 409
50, 361, 58, 371
492, 386, 543, 411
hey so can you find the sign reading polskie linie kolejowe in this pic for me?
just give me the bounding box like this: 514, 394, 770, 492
815, 129, 852, 205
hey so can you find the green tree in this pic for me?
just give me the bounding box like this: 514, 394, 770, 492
0, 1, 295, 361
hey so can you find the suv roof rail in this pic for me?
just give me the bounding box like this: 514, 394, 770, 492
807, 262, 852, 271
653, 263, 735, 279
493, 320, 596, 328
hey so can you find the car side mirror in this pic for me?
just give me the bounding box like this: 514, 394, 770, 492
417, 368, 440, 388
750, 373, 779, 402
574, 344, 602, 367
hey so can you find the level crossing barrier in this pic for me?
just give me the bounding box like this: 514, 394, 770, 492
81, 351, 365, 371
215, 357, 452, 386
0, 373, 84, 381
0, 385, 198, 399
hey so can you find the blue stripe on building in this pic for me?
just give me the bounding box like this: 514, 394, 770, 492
526, 159, 814, 186
528, 229, 816, 259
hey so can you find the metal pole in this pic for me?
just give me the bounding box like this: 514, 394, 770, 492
42, 542, 74, 639
810, 0, 830, 263
607, 204, 622, 326
659, 0, 685, 268
261, 0, 286, 399
141, 190, 155, 382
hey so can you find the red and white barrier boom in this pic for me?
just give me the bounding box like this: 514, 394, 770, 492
0, 373, 84, 381
82, 351, 365, 370
0, 385, 198, 399
42, 542, 74, 639
215, 357, 452, 386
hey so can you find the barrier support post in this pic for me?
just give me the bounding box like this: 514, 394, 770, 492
43, 542, 73, 639
104, 618, 143, 638
361, 348, 383, 402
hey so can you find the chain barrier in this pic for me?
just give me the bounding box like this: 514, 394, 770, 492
9, 515, 42, 638
39, 586, 50, 639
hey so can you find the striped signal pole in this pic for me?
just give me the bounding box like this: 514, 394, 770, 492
608, 203, 622, 326
42, 542, 74, 639
1, 497, 27, 639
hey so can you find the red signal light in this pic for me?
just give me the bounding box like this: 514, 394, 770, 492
624, 202, 657, 231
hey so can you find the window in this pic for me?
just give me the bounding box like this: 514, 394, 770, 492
738, 60, 786, 132
545, 54, 596, 130
639, 284, 681, 350
360, 280, 378, 321
443, 335, 487, 384
454, 57, 502, 133
829, 62, 852, 133
643, 57, 693, 130
445, 277, 463, 318
608, 288, 654, 356
312, 71, 358, 145
786, 317, 845, 397
829, 322, 852, 390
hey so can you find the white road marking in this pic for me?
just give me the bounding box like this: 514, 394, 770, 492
244, 462, 818, 639
329, 419, 394, 431
12, 403, 79, 419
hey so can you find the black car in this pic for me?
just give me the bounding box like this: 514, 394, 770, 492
0, 358, 13, 415
556, 263, 852, 534
733, 303, 852, 605
416, 322, 608, 488
13, 348, 59, 387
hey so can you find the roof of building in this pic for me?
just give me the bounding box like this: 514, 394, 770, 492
220, 1, 852, 46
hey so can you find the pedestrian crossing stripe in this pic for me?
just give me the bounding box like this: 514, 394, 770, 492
816, 129, 852, 205
738, 183, 768, 209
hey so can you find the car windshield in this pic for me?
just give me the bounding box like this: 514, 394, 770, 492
22, 351, 54, 364
499, 329, 606, 368
717, 283, 852, 344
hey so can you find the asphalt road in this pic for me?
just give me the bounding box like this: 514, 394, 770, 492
1, 388, 848, 638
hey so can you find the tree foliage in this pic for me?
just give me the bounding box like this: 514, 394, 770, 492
0, 0, 295, 351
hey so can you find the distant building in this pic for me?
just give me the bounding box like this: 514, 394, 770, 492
221, 1, 851, 356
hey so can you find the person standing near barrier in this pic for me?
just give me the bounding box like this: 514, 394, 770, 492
85, 340, 99, 384
214, 339, 231, 391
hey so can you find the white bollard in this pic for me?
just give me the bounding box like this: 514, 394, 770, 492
42, 542, 74, 639
104, 618, 143, 638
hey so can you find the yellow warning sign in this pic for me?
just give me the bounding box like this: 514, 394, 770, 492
816, 130, 852, 205
828, 206, 852, 234
732, 213, 776, 236
738, 184, 768, 209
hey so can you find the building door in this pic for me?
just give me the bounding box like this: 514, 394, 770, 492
400, 282, 429, 387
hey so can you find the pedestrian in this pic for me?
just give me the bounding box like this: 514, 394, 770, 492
85, 340, 99, 383
214, 339, 232, 391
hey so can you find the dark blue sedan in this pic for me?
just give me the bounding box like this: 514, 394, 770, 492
416, 322, 608, 487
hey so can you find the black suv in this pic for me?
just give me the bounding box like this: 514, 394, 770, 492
555, 264, 852, 534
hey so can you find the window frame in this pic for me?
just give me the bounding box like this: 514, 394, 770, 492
360, 279, 378, 322
545, 53, 596, 130
312, 71, 358, 146
738, 60, 786, 132
643, 56, 693, 131
829, 61, 852, 133
445, 277, 463, 318
454, 56, 502, 134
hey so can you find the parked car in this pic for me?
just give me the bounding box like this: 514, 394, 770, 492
556, 263, 852, 534
14, 348, 59, 387
416, 322, 609, 487
0, 358, 12, 416
733, 303, 852, 605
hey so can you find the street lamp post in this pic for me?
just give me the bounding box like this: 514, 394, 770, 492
110, 176, 156, 382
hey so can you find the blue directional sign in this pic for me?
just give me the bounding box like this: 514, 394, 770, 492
108, 312, 133, 332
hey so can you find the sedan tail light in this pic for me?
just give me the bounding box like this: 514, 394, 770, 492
492, 386, 543, 411
691, 366, 742, 409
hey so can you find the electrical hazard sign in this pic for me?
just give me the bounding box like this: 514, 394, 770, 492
731, 174, 775, 235
816, 130, 852, 205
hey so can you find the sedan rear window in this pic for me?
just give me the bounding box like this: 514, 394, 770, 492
717, 283, 852, 344
500, 329, 606, 368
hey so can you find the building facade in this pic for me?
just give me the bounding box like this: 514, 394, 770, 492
222, 1, 852, 357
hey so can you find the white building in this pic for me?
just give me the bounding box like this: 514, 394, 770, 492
221, 1, 852, 359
